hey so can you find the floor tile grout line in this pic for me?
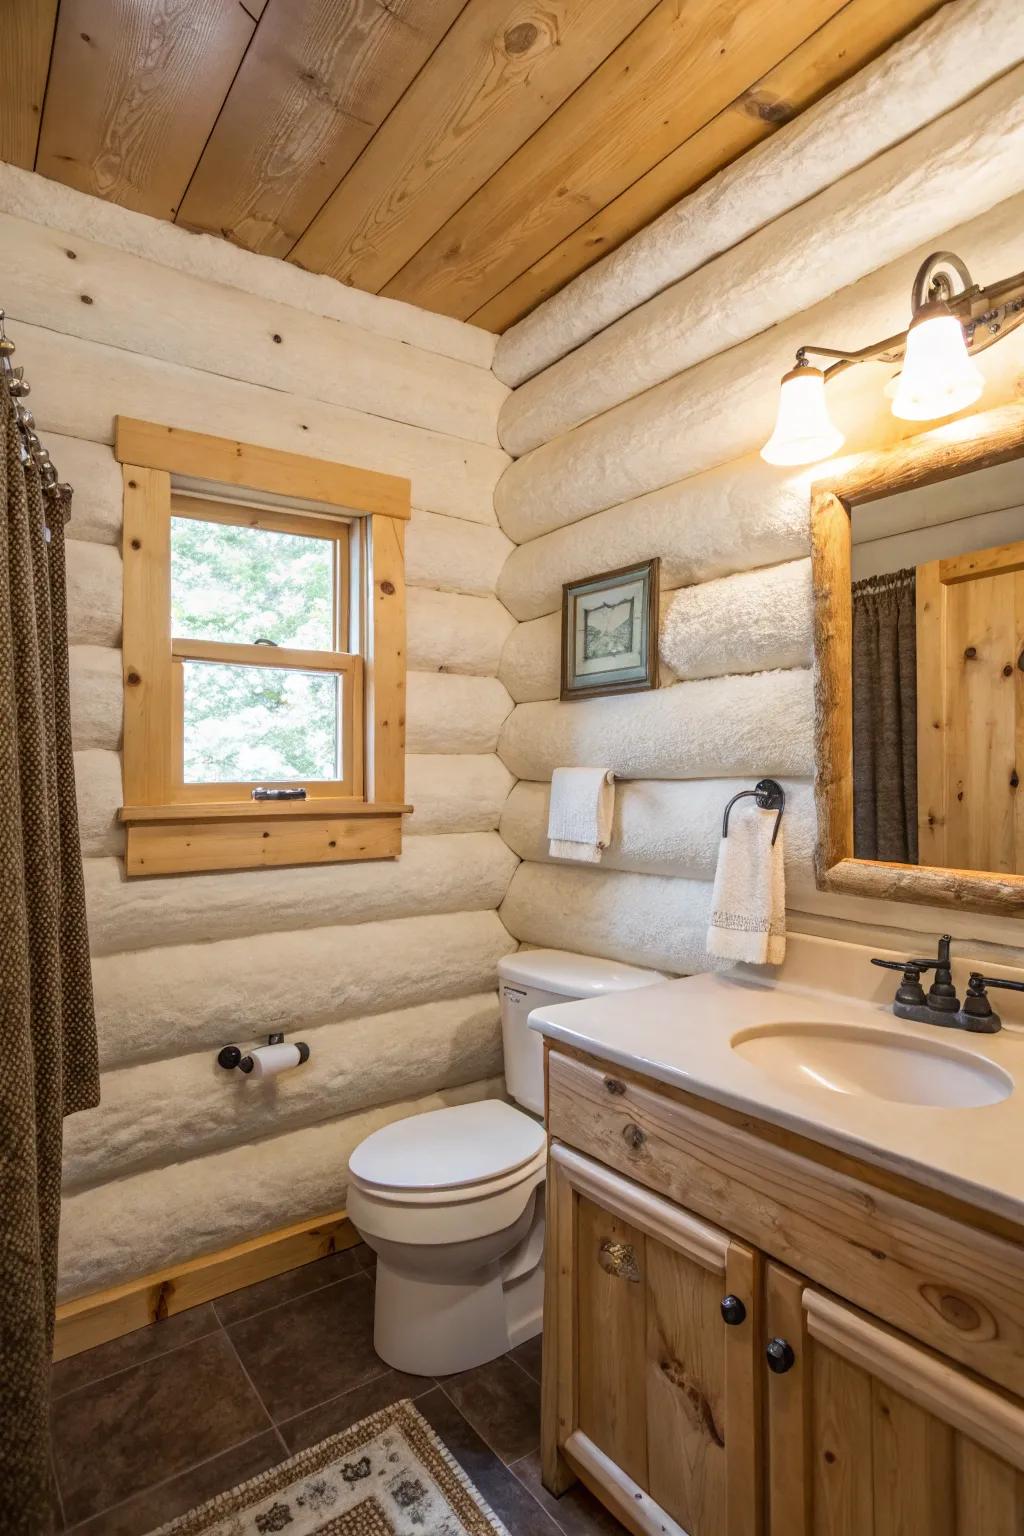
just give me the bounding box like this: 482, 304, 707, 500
436, 1378, 539, 1468
62, 1428, 281, 1535
50, 1318, 224, 1403
216, 1264, 370, 1335
271, 1362, 396, 1436
275, 1372, 438, 1448
219, 1326, 279, 1433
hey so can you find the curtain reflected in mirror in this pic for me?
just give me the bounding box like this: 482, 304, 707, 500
850, 457, 1024, 874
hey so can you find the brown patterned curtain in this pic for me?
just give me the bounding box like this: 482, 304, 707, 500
852, 567, 919, 865
0, 388, 99, 1532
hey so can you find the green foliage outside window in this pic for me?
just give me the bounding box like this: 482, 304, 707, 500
171, 517, 341, 782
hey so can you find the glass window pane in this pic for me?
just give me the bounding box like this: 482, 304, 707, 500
182, 661, 341, 784
171, 516, 335, 649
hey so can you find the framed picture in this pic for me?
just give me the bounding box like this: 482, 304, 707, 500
560, 558, 660, 701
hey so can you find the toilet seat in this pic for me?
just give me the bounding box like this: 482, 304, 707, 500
349, 1099, 545, 1195
346, 1100, 546, 1247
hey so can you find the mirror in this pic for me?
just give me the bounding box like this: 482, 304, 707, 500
811, 400, 1024, 914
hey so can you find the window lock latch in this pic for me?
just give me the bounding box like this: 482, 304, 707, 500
251, 786, 308, 801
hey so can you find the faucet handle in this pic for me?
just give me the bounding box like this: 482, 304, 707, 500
968, 972, 1024, 993
870, 958, 926, 1007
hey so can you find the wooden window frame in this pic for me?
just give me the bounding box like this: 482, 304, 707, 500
116, 418, 411, 877
811, 398, 1024, 916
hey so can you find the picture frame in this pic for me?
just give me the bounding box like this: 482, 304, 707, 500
560, 558, 660, 701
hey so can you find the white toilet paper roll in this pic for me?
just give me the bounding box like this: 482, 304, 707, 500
246, 1041, 304, 1079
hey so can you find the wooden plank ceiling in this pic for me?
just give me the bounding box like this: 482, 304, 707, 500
2, 0, 944, 332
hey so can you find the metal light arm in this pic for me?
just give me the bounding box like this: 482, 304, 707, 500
790, 252, 1024, 384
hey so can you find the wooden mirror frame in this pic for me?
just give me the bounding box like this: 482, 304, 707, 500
812, 398, 1024, 916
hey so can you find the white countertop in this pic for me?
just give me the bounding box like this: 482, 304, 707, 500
529, 934, 1024, 1227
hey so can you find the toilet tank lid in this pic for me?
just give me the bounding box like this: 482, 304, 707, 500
348, 1100, 545, 1192
498, 948, 669, 998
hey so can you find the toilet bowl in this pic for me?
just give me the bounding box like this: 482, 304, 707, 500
347, 1099, 547, 1376
347, 950, 668, 1375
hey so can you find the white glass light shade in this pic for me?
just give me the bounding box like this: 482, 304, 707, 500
761, 364, 845, 466
890, 301, 983, 421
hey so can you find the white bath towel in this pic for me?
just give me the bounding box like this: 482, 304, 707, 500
548, 767, 615, 864
707, 802, 785, 966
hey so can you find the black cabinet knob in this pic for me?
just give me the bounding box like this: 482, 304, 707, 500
720, 1295, 747, 1326
766, 1337, 796, 1374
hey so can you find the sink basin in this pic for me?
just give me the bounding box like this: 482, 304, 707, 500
731, 1022, 1013, 1108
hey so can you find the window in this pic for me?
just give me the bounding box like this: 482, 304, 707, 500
116, 419, 409, 877
169, 497, 359, 797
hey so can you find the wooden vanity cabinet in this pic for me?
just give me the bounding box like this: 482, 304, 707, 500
545, 1142, 761, 1536
766, 1265, 1024, 1536
542, 1047, 1024, 1536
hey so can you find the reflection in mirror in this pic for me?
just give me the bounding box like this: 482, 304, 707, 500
850, 456, 1024, 874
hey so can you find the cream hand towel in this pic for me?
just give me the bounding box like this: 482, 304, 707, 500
707, 803, 786, 966
548, 767, 615, 864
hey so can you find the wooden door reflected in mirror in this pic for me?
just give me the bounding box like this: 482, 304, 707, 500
811, 400, 1024, 915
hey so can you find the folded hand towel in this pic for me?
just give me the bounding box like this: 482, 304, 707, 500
707, 802, 785, 966
548, 767, 615, 864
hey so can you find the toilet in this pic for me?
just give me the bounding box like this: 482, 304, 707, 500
347, 949, 666, 1376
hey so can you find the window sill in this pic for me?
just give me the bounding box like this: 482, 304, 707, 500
119, 802, 410, 877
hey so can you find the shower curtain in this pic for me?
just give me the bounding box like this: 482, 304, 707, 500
0, 389, 99, 1532
851, 567, 919, 864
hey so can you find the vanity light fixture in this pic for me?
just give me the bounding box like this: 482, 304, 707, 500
760, 250, 1024, 466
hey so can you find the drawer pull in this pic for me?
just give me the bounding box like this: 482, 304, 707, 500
766, 1337, 796, 1374
599, 1240, 640, 1283
622, 1122, 646, 1150
721, 1295, 747, 1327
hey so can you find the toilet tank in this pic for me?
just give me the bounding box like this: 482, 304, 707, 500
498, 949, 668, 1116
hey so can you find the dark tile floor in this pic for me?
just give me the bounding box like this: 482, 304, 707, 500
50, 1244, 624, 1536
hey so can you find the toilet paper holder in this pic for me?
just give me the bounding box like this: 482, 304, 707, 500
218, 1033, 311, 1074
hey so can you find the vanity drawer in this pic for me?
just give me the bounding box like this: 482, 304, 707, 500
546, 1049, 1024, 1397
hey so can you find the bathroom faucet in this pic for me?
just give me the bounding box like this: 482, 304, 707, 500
870, 934, 1024, 1033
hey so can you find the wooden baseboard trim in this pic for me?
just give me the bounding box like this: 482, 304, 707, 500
54, 1210, 357, 1362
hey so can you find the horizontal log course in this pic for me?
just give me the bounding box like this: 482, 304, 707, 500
406, 509, 513, 597
498, 64, 1024, 452
407, 588, 515, 676
84, 831, 519, 956
661, 559, 812, 681
492, 0, 1023, 385
63, 992, 503, 1191
500, 861, 710, 974
494, 190, 1024, 543
500, 777, 816, 882
0, 210, 507, 448
498, 668, 814, 783
57, 1074, 505, 1299
405, 753, 513, 834
18, 322, 507, 525
497, 453, 814, 622
91, 908, 515, 1068
0, 160, 495, 370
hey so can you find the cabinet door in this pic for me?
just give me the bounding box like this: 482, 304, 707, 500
543, 1141, 761, 1536
765, 1263, 1024, 1536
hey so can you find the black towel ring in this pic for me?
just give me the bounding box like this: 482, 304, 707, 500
722, 779, 786, 847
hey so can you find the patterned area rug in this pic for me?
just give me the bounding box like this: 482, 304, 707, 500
150, 1400, 511, 1536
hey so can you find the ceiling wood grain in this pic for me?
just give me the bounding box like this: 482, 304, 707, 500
287, 0, 661, 291
0, 0, 58, 169
19, 0, 947, 330
469, 0, 947, 331
176, 0, 467, 256
37, 0, 255, 219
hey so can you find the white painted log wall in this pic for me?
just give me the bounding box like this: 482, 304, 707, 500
494, 22, 1024, 976
493, 0, 1024, 385
3, 177, 521, 1301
